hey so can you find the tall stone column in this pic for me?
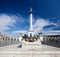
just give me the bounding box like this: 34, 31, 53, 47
29, 8, 34, 37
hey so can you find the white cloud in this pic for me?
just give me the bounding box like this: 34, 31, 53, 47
0, 14, 17, 32
1, 13, 59, 36
0, 12, 60, 37
12, 18, 49, 36
0, 13, 29, 37
43, 30, 60, 35
13, 30, 27, 34
33, 18, 57, 34
12, 18, 59, 36
33, 18, 49, 34
12, 30, 27, 37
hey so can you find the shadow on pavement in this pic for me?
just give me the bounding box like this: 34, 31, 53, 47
0, 41, 21, 47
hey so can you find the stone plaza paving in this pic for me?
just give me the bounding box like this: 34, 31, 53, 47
0, 43, 60, 57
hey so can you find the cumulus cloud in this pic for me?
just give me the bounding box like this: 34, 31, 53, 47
1, 13, 59, 36
12, 18, 59, 36
12, 18, 49, 36
0, 13, 29, 37
0, 14, 17, 32
33, 18, 58, 34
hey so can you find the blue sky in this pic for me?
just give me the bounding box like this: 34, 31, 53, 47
0, 0, 60, 36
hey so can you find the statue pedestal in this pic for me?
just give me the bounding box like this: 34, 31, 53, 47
22, 40, 42, 49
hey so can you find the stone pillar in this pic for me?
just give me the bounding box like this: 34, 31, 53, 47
0, 35, 2, 42
19, 36, 22, 41
29, 8, 34, 37
38, 32, 43, 44
10, 37, 11, 42
18, 33, 23, 41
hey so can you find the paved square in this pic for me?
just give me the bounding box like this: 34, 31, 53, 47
0, 43, 60, 57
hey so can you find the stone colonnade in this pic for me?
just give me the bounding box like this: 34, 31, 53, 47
43, 35, 60, 42
0, 32, 19, 42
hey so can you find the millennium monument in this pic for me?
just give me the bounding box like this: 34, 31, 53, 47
18, 8, 44, 49
0, 8, 60, 57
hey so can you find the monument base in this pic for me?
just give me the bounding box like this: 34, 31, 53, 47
22, 40, 41, 49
